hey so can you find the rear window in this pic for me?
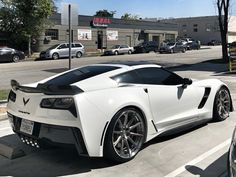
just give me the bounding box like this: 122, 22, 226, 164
43, 65, 120, 86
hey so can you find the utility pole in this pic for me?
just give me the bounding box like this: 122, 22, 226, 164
68, 4, 72, 70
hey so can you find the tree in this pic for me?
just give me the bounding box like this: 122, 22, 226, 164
216, 0, 230, 61
0, 0, 55, 55
121, 13, 140, 20
94, 9, 116, 18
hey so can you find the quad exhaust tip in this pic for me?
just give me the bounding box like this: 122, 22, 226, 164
20, 136, 40, 148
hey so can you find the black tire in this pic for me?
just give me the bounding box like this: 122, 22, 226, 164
52, 53, 59, 60
128, 50, 132, 55
12, 55, 20, 62
76, 51, 82, 58
104, 107, 146, 163
114, 51, 119, 55
182, 48, 186, 53
213, 87, 231, 121
142, 48, 146, 53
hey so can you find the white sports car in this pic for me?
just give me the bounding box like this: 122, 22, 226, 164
7, 62, 233, 162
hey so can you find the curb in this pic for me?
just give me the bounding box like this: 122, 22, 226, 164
0, 100, 7, 104
0, 113, 7, 121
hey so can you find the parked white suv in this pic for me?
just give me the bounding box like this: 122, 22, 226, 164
40, 43, 85, 59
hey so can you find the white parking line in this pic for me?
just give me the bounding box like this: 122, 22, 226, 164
0, 127, 11, 131
164, 139, 231, 177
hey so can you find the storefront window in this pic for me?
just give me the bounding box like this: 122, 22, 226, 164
45, 29, 59, 40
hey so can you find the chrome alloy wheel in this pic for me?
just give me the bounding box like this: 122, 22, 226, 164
112, 110, 145, 159
216, 89, 230, 120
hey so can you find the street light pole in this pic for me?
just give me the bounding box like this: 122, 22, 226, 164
68, 4, 72, 70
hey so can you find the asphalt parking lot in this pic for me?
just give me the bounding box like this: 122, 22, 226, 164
0, 46, 235, 177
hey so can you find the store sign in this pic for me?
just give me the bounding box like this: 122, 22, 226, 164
93, 17, 111, 27
78, 29, 92, 40
107, 30, 118, 40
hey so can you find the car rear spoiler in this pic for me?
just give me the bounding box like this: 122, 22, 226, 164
10, 80, 83, 95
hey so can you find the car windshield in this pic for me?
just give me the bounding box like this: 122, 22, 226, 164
137, 42, 145, 46
167, 42, 175, 46
111, 45, 120, 49
46, 44, 60, 50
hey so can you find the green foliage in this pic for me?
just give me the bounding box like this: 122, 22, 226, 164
95, 9, 116, 17
121, 13, 140, 20
0, 89, 9, 100
0, 0, 55, 51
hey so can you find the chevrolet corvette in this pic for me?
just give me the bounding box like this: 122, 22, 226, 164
7, 62, 233, 162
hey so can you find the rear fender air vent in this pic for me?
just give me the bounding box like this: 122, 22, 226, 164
198, 87, 211, 109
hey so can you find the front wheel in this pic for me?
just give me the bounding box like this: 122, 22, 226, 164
104, 108, 146, 163
12, 55, 20, 62
128, 50, 132, 55
52, 53, 59, 60
213, 87, 231, 121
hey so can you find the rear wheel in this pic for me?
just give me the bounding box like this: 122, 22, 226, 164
52, 53, 59, 60
12, 55, 20, 62
128, 50, 132, 54
114, 51, 119, 55
104, 108, 146, 163
213, 87, 231, 121
182, 48, 186, 53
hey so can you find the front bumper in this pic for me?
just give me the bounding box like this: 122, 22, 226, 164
39, 52, 51, 59
104, 51, 115, 55
8, 113, 88, 156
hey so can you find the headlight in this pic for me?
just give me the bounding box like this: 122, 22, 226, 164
40, 97, 77, 117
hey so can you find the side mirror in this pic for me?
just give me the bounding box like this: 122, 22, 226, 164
182, 78, 192, 89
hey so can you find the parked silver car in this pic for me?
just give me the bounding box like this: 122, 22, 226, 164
40, 43, 85, 59
159, 42, 186, 54
104, 45, 134, 55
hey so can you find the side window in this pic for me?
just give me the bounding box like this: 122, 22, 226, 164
135, 67, 183, 85
120, 45, 128, 49
111, 71, 140, 84
58, 44, 68, 49
74, 43, 82, 48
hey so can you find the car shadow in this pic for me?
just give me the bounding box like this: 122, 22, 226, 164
169, 58, 230, 74
143, 122, 208, 147
42, 68, 69, 73
185, 152, 228, 177
0, 134, 117, 177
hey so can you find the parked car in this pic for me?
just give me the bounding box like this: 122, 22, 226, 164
134, 41, 159, 53
7, 62, 233, 162
0, 47, 25, 62
159, 42, 186, 53
40, 43, 85, 60
103, 45, 134, 55
187, 41, 201, 50
207, 40, 221, 46
228, 127, 236, 177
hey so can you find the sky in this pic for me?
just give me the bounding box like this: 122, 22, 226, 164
58, 0, 236, 19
